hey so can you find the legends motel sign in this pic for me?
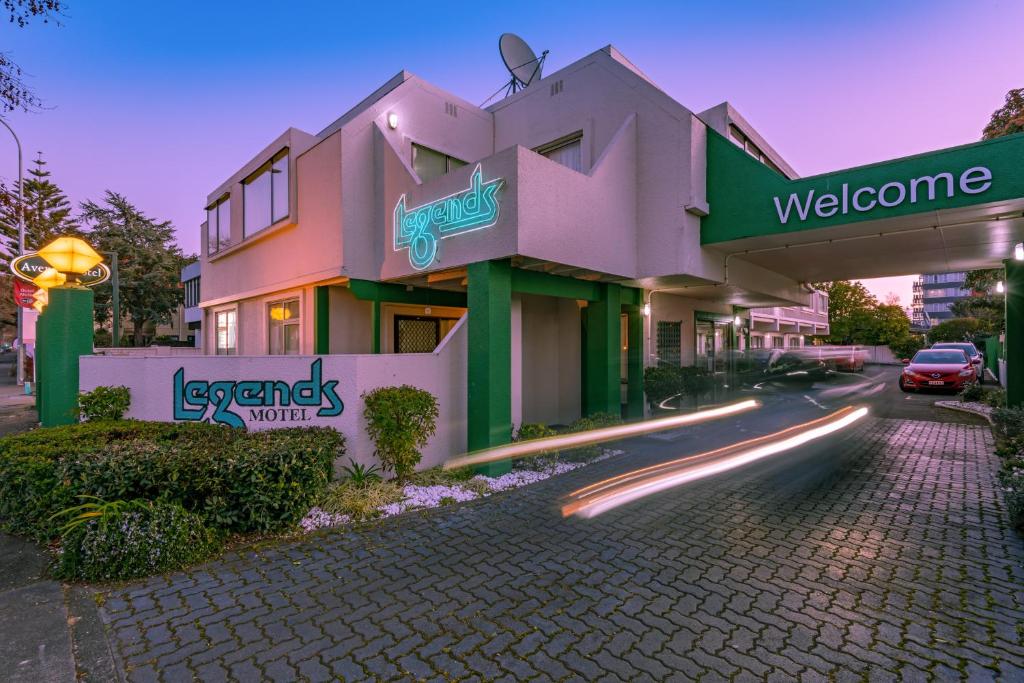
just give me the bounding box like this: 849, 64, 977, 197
772, 166, 993, 225
394, 164, 504, 270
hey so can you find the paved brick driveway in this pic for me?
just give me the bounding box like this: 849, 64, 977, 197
100, 417, 1024, 682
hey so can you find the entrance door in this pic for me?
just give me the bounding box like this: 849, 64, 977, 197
394, 315, 458, 353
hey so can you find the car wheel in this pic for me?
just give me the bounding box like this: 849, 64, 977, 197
898, 376, 912, 393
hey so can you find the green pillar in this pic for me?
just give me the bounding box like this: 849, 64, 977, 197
467, 260, 512, 476
625, 304, 644, 419
314, 285, 330, 354
1005, 259, 1024, 406
37, 286, 94, 427
583, 282, 621, 416
370, 299, 381, 354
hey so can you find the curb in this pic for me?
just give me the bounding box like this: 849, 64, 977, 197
934, 401, 994, 425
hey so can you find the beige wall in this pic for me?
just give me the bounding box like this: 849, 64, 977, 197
517, 293, 581, 426
648, 293, 733, 367
327, 286, 372, 354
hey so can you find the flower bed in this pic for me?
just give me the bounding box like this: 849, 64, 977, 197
301, 451, 619, 532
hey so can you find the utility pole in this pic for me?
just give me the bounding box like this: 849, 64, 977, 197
108, 251, 119, 346
1, 118, 25, 386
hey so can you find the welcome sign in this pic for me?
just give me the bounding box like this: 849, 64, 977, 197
393, 164, 504, 270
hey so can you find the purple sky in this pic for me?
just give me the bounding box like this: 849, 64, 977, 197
1, 1, 1021, 306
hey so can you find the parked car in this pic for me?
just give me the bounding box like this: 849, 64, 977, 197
899, 349, 976, 393
833, 346, 866, 372
930, 342, 984, 382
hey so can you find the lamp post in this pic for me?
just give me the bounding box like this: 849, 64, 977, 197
34, 236, 104, 426
0, 118, 25, 386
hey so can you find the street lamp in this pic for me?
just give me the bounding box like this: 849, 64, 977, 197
38, 237, 103, 282
0, 118, 25, 385
32, 267, 67, 290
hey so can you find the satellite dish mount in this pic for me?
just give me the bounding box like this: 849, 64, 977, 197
498, 33, 547, 97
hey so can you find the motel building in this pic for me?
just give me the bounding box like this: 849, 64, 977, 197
84, 43, 1024, 472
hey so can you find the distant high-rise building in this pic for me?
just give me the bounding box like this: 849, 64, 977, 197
912, 272, 970, 327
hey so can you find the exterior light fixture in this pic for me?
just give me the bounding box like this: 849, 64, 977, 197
642, 303, 651, 317
32, 267, 67, 290
1016, 242, 1024, 261
733, 315, 742, 326
387, 112, 399, 130
424, 306, 432, 315
38, 236, 103, 279
997, 280, 1005, 293
31, 288, 48, 312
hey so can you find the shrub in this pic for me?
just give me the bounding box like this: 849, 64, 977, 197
992, 407, 1024, 441
998, 464, 1024, 531
959, 383, 984, 403
362, 385, 438, 482
320, 480, 405, 521
983, 388, 1007, 409
76, 386, 131, 421
55, 500, 221, 582
0, 421, 344, 539
339, 459, 382, 488
643, 366, 683, 408
563, 412, 623, 462
888, 334, 925, 361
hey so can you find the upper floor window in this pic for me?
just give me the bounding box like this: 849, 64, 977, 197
412, 143, 466, 183
728, 124, 783, 175
183, 278, 200, 308
536, 132, 582, 172
243, 149, 289, 238
206, 195, 230, 255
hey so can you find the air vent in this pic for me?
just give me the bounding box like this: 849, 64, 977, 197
550, 80, 563, 96
445, 102, 458, 118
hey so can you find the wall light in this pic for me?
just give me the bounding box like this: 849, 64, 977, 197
733, 315, 742, 326
642, 303, 651, 317
997, 281, 1005, 294
387, 112, 399, 130
1016, 242, 1024, 261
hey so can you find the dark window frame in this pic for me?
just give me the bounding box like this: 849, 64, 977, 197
242, 148, 290, 238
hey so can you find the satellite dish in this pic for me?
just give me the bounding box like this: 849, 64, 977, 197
499, 33, 544, 89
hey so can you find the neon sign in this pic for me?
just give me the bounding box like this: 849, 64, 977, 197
394, 164, 504, 270
172, 359, 344, 428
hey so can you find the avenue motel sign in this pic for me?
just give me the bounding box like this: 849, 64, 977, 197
9, 252, 110, 287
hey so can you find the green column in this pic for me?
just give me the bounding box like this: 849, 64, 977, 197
467, 260, 512, 476
1005, 259, 1024, 406
314, 286, 330, 354
37, 286, 94, 427
371, 299, 381, 354
583, 282, 621, 416
625, 304, 644, 419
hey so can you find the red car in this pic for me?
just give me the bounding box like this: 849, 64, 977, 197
899, 349, 977, 393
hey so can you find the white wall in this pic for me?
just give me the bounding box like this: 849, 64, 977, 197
81, 318, 469, 472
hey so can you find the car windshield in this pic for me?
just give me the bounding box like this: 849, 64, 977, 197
933, 343, 977, 357
913, 350, 968, 364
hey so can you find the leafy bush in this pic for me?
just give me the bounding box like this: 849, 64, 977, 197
643, 366, 683, 407
562, 412, 623, 462
77, 386, 131, 421
998, 463, 1024, 531
55, 500, 220, 581
339, 459, 381, 488
959, 383, 984, 403
362, 385, 438, 482
992, 407, 1024, 441
0, 422, 344, 539
320, 480, 405, 521
888, 334, 925, 361
983, 388, 1007, 409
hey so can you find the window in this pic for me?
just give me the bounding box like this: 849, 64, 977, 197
184, 278, 200, 308
772, 336, 785, 349
788, 337, 801, 348
536, 132, 583, 172
268, 299, 300, 355
656, 321, 681, 366
924, 302, 954, 313
215, 310, 237, 355
750, 335, 764, 349
727, 124, 783, 175
206, 195, 230, 255
412, 143, 466, 183
243, 149, 289, 237
394, 315, 459, 353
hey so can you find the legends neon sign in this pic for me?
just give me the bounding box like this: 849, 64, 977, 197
394, 164, 504, 270
172, 359, 344, 428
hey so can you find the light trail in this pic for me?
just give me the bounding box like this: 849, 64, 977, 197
442, 399, 761, 470
562, 406, 869, 519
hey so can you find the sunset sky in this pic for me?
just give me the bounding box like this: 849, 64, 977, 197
1, 1, 1022, 306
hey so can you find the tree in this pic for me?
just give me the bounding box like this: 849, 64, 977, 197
0, 152, 80, 257
80, 192, 189, 347
983, 88, 1024, 140
928, 318, 989, 343
948, 268, 1004, 334
1, 1, 66, 113
864, 303, 912, 346
814, 281, 878, 344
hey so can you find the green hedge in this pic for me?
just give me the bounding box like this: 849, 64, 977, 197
0, 421, 344, 540
55, 501, 221, 582
991, 408, 1024, 531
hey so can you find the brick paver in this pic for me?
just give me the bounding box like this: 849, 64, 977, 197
99, 418, 1024, 681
